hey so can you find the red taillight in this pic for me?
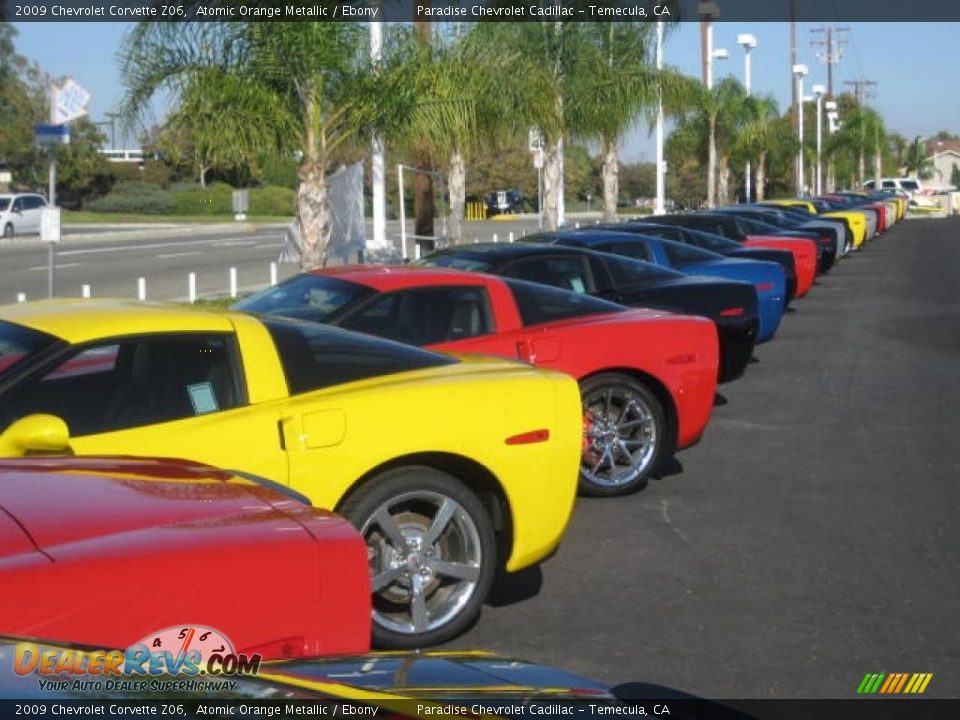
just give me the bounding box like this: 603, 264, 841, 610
505, 429, 550, 445
755, 282, 774, 292
719, 307, 745, 317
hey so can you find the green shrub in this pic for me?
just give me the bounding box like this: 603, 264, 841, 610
172, 182, 234, 215
85, 181, 175, 214
249, 186, 295, 216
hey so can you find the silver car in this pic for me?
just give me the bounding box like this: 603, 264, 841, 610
0, 193, 48, 238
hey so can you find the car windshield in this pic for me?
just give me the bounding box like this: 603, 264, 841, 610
0, 321, 59, 381
900, 180, 920, 190
417, 253, 496, 273
233, 274, 375, 324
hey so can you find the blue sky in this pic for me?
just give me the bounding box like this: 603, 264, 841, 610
11, 21, 960, 161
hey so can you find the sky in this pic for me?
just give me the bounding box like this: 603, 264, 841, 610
11, 20, 960, 162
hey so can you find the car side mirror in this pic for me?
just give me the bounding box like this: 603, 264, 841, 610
0, 414, 72, 456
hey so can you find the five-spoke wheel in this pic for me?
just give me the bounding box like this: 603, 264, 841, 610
339, 466, 496, 649
579, 373, 666, 496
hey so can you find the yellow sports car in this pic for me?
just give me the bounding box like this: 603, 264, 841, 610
761, 198, 867, 249
0, 300, 583, 649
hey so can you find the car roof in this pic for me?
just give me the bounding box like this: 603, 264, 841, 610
535, 229, 654, 244
307, 264, 501, 292
429, 242, 595, 260
0, 298, 239, 344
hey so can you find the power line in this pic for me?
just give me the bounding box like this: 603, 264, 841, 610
809, 26, 850, 98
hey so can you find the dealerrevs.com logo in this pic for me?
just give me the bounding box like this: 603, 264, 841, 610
13, 625, 261, 692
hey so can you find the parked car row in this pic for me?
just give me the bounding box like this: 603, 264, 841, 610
0, 190, 905, 672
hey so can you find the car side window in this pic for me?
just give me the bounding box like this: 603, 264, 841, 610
23, 196, 45, 210
505, 256, 595, 294
0, 334, 243, 437
339, 286, 493, 346
11, 198, 24, 212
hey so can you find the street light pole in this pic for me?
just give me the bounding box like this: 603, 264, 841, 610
655, 20, 665, 215
813, 84, 825, 195
737, 33, 757, 202
370, 21, 387, 253
793, 63, 809, 194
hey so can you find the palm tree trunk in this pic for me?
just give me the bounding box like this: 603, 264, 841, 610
601, 139, 619, 223
448, 148, 466, 245
707, 115, 717, 209
826, 161, 835, 193
413, 20, 434, 240
717, 154, 730, 206
858, 151, 865, 188
756, 152, 767, 201
543, 137, 561, 230
296, 90, 329, 270
296, 154, 328, 269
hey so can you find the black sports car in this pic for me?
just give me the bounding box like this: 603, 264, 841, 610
420, 243, 759, 383
715, 206, 839, 272
591, 222, 798, 302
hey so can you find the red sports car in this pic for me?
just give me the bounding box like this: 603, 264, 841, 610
235, 266, 719, 496
0, 457, 371, 659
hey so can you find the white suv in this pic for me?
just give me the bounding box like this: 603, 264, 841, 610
0, 193, 49, 238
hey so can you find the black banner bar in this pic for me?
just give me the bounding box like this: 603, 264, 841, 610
4, 0, 960, 23
1, 699, 959, 720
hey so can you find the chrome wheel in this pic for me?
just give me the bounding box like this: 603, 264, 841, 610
362, 490, 484, 638
579, 374, 665, 496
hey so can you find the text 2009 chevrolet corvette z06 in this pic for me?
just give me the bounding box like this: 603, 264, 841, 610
0, 301, 583, 649
236, 267, 720, 497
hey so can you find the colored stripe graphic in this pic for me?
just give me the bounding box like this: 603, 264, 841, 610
857, 673, 932, 694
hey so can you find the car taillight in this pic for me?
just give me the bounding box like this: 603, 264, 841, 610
719, 307, 745, 317
755, 282, 774, 292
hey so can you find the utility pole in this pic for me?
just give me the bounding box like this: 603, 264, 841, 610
845, 78, 878, 108
810, 26, 849, 98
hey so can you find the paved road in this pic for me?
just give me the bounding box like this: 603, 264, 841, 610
0, 216, 552, 302
447, 216, 960, 699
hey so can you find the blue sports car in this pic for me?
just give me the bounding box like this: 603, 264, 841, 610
528, 229, 786, 343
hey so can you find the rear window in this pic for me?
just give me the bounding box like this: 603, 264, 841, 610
900, 180, 919, 191
418, 253, 496, 273
0, 198, 10, 211
602, 254, 680, 287
505, 279, 625, 327
262, 317, 455, 395
0, 321, 60, 380
234, 274, 374, 324
661, 240, 719, 265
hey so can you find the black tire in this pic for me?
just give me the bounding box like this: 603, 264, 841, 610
3, 224, 13, 239
338, 466, 496, 649
579, 373, 667, 497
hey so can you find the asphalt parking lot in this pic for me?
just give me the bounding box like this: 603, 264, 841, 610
448, 216, 960, 699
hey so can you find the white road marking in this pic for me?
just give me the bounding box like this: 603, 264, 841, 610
156, 251, 201, 259
29, 262, 82, 271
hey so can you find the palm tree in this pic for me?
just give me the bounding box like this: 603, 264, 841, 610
374, 27, 508, 245
472, 20, 591, 230
733, 94, 783, 201
687, 77, 746, 208
572, 23, 694, 222
119, 22, 370, 269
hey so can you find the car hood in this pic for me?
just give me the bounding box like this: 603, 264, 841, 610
0, 458, 289, 553
259, 652, 615, 699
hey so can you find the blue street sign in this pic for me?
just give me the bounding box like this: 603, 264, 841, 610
35, 124, 71, 146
